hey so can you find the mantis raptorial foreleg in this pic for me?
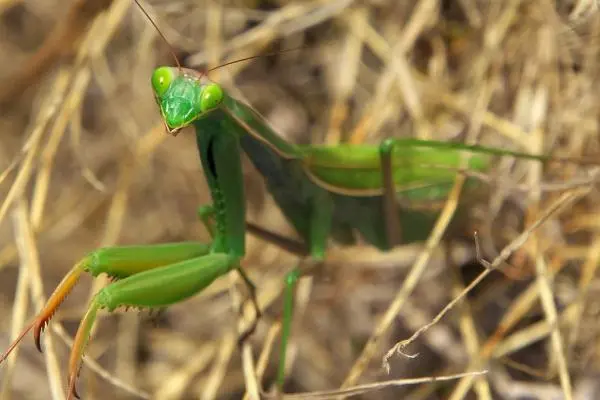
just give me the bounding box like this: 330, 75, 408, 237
0, 242, 212, 357
66, 250, 238, 398
0, 201, 268, 399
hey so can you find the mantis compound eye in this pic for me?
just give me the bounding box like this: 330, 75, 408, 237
151, 66, 175, 97
199, 83, 224, 112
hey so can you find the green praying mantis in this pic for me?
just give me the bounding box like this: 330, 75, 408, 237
1, 4, 597, 399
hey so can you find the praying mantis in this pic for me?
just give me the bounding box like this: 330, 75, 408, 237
1, 3, 596, 399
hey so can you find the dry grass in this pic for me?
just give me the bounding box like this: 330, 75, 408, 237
2, 0, 600, 399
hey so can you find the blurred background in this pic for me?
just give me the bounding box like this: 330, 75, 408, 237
2, 0, 600, 399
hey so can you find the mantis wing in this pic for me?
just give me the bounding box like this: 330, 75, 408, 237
222, 95, 475, 250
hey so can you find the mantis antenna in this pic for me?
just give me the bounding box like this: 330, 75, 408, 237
133, 0, 304, 79
133, 0, 182, 70
205, 47, 305, 74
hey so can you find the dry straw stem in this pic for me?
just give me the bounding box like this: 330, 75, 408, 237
279, 370, 489, 399
389, 187, 591, 399
3, 0, 600, 399
0, 0, 114, 108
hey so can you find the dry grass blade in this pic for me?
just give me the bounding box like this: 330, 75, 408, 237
0, 0, 114, 108
154, 343, 215, 400
200, 332, 236, 400
342, 167, 466, 386
386, 186, 587, 369
0, 69, 71, 227
10, 199, 64, 399
49, 324, 150, 399
0, 204, 31, 399
448, 187, 592, 399
280, 370, 488, 399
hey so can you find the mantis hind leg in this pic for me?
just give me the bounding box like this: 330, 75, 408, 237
380, 138, 404, 247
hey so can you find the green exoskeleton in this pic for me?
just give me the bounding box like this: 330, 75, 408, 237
1, 61, 571, 399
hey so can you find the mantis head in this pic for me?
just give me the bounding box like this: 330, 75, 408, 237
151, 66, 224, 135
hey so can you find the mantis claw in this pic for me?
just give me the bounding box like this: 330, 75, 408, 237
0, 261, 85, 362
33, 322, 45, 353
65, 298, 100, 400
33, 262, 86, 353
68, 369, 81, 400
33, 316, 54, 353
